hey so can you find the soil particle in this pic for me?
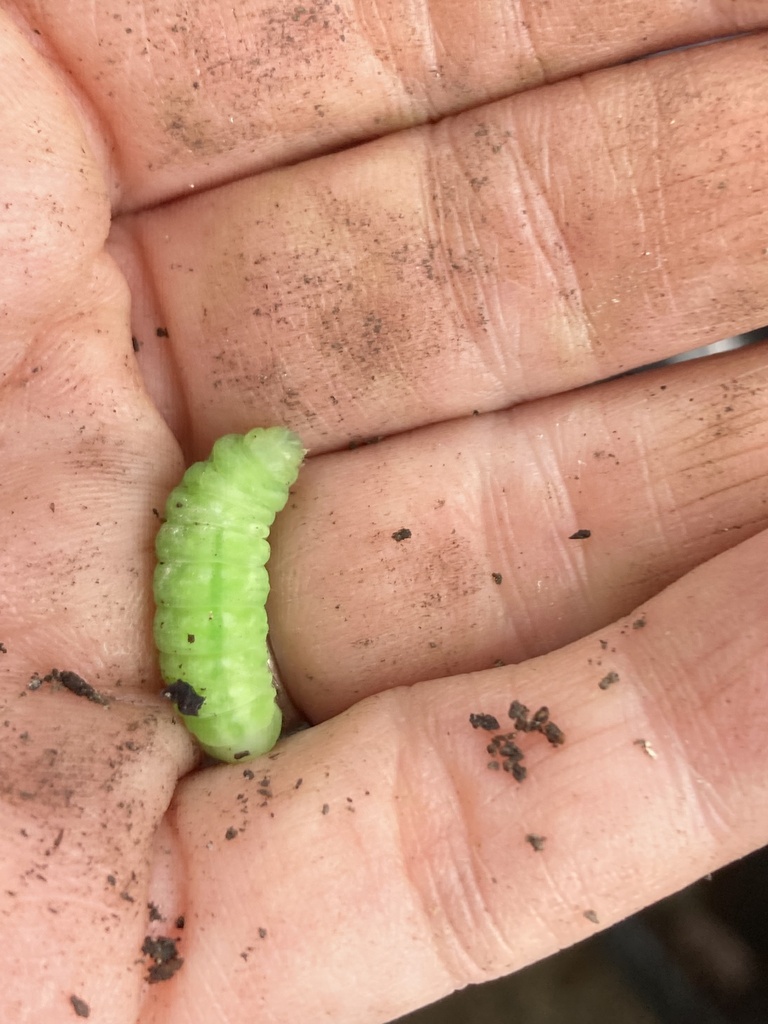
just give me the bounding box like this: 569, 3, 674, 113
542, 722, 566, 747
474, 700, 567, 779
142, 935, 184, 984
162, 680, 205, 715
469, 713, 500, 731
70, 994, 90, 1018
525, 834, 546, 852
598, 671, 620, 691
36, 668, 110, 705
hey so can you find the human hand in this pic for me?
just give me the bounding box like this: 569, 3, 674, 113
1, 2, 768, 1022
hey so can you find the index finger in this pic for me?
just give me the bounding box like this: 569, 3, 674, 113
19, 0, 768, 207
113, 33, 768, 454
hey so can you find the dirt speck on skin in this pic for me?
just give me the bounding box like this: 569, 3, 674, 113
568, 529, 591, 540
321, 803, 330, 815
491, 572, 502, 584
598, 671, 620, 691
473, 700, 567, 780
469, 713, 500, 731
583, 909, 600, 925
0, 642, 7, 653
542, 722, 565, 747
70, 994, 90, 1018
391, 527, 412, 542
142, 935, 184, 984
225, 826, 238, 840
37, 668, 110, 705
525, 834, 546, 852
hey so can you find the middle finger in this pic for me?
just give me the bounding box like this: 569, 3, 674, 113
270, 340, 768, 720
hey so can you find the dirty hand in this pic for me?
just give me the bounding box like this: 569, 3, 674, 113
1, 3, 767, 1022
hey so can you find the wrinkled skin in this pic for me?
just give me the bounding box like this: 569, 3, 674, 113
1, 3, 768, 1022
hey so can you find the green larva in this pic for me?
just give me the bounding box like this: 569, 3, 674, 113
153, 427, 304, 762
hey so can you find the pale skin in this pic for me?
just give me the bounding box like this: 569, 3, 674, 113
1, 1, 768, 1021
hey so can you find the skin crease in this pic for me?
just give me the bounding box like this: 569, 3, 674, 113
0, 2, 767, 1022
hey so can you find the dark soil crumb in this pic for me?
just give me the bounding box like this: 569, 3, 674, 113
569, 529, 591, 540
142, 935, 184, 984
0, 642, 7, 654
391, 528, 412, 542
542, 722, 566, 747
491, 572, 502, 584
598, 671, 620, 691
27, 672, 43, 690
40, 669, 110, 705
583, 909, 600, 925
632, 615, 646, 628
321, 803, 330, 815
242, 769, 255, 780
131, 335, 141, 352
233, 749, 252, 760
506, 761, 527, 782
258, 927, 268, 938
531, 706, 550, 729
70, 994, 90, 1018
162, 680, 205, 716
147, 903, 163, 922
294, 777, 303, 789
469, 712, 501, 731
478, 700, 567, 779
508, 701, 530, 730
156, 326, 169, 338
525, 834, 546, 852
175, 915, 185, 929
225, 827, 238, 840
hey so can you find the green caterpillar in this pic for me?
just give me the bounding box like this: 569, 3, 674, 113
153, 427, 304, 762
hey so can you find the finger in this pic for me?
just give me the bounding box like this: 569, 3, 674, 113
112, 33, 768, 451
17, 1, 768, 207
150, 528, 768, 1024
268, 341, 768, 721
